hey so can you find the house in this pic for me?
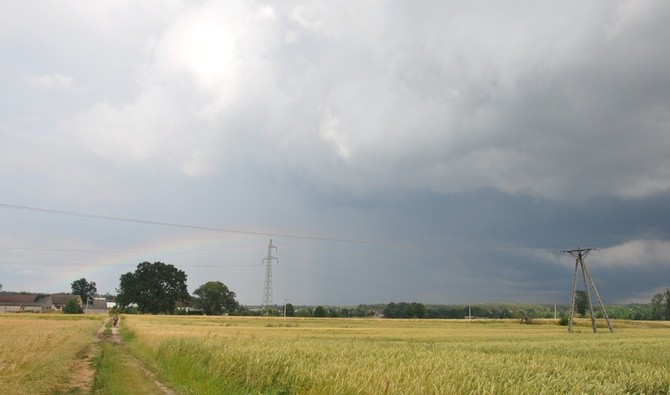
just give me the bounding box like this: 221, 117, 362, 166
0, 294, 52, 313
50, 294, 83, 311
175, 300, 202, 314
85, 298, 108, 314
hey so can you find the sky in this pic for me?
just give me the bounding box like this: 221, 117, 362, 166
1, 1, 669, 306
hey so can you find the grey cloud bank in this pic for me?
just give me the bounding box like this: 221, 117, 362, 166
1, 1, 669, 305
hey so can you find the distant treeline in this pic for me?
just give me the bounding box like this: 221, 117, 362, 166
251, 302, 661, 320
384, 302, 561, 319
384, 302, 657, 320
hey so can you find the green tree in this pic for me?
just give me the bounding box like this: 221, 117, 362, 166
192, 281, 239, 315
384, 302, 427, 318
651, 292, 665, 320
71, 278, 97, 306
116, 261, 189, 314
575, 290, 589, 316
407, 302, 426, 318
285, 303, 295, 317
62, 298, 83, 314
383, 302, 401, 318
313, 306, 326, 317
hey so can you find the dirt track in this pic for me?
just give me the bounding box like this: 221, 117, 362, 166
68, 316, 175, 394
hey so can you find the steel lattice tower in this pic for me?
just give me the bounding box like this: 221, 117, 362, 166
564, 248, 613, 333
262, 239, 277, 315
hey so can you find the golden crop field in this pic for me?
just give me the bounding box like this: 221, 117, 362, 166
1, 314, 669, 394
121, 315, 670, 394
0, 314, 104, 394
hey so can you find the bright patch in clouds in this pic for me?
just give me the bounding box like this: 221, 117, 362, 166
592, 240, 670, 268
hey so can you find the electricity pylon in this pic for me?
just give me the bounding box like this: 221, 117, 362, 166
262, 239, 277, 315
564, 248, 613, 333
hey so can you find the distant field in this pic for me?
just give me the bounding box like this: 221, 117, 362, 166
121, 315, 670, 394
0, 314, 104, 394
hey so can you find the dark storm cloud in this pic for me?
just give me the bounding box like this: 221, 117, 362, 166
1, 1, 669, 304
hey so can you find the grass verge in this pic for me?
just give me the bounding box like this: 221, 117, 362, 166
92, 342, 168, 395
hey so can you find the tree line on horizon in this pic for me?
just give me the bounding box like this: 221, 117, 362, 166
5, 261, 669, 320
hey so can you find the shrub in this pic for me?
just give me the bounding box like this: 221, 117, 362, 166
62, 299, 83, 314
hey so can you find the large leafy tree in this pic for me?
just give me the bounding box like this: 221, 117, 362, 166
116, 261, 189, 314
71, 278, 97, 305
192, 281, 239, 315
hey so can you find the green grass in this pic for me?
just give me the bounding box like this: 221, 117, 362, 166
92, 342, 170, 395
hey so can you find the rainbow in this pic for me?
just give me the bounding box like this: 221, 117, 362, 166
24, 232, 267, 294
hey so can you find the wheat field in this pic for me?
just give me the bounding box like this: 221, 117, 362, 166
121, 315, 670, 394
0, 314, 103, 394
1, 314, 668, 394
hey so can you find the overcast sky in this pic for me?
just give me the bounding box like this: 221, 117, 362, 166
1, 1, 669, 306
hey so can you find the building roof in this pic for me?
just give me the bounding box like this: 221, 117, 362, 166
0, 294, 40, 303
51, 294, 82, 305
89, 299, 108, 310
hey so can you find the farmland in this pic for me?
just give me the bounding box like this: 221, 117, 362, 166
122, 316, 670, 394
1, 314, 669, 394
0, 314, 103, 394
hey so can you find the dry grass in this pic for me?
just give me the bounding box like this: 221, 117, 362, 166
0, 314, 104, 394
122, 316, 670, 394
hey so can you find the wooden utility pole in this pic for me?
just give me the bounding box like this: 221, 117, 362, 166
564, 248, 613, 333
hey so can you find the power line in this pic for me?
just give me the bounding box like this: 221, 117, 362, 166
0, 246, 263, 255
1, 204, 570, 253
0, 203, 390, 245
0, 260, 261, 268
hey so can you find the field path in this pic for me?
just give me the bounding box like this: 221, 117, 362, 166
108, 316, 122, 344
69, 316, 176, 395
65, 319, 104, 393
106, 315, 176, 395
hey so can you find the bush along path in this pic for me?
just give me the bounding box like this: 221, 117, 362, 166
81, 316, 176, 395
